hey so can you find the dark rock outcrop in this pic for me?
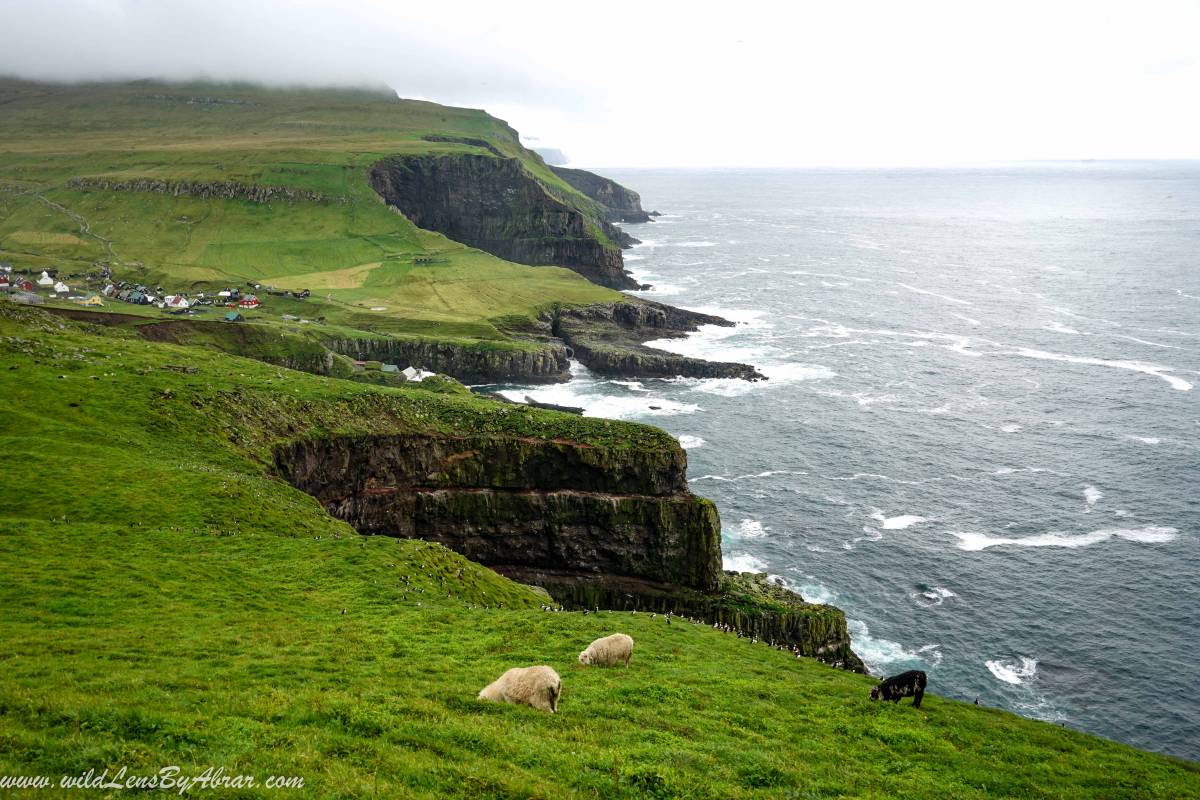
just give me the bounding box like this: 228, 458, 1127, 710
550, 166, 652, 223
323, 335, 570, 385
275, 432, 719, 591
554, 299, 767, 381
368, 154, 638, 289
273, 431, 860, 667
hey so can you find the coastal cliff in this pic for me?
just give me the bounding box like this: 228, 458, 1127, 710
273, 428, 855, 666
549, 165, 653, 223
129, 308, 766, 385
368, 154, 638, 289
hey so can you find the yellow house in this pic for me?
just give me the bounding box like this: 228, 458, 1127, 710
74, 294, 104, 307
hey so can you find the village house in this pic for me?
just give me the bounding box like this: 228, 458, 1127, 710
37, 271, 54, 287
223, 310, 244, 322
163, 294, 190, 309
238, 295, 261, 310
74, 294, 104, 307
53, 281, 70, 294
118, 289, 149, 304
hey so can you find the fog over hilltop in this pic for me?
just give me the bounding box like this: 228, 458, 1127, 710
4, 0, 1199, 167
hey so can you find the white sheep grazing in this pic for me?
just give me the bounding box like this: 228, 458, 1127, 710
477, 665, 562, 712
578, 633, 634, 667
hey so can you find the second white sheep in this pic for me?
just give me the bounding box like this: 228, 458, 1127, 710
578, 633, 634, 667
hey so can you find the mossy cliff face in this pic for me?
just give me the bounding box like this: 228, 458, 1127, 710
274, 431, 860, 667
369, 154, 638, 289
274, 432, 718, 591
129, 318, 569, 384
323, 336, 570, 384
276, 433, 689, 496
549, 166, 652, 223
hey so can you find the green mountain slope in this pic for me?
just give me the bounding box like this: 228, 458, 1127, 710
0, 78, 620, 342
1, 305, 1196, 799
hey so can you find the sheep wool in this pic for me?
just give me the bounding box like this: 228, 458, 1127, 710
578, 633, 634, 667
478, 665, 562, 712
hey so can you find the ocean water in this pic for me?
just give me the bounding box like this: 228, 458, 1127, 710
500, 163, 1200, 760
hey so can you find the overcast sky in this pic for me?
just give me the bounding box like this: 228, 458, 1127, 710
4, 0, 1199, 167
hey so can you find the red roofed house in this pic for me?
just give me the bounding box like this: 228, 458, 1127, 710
238, 295, 260, 310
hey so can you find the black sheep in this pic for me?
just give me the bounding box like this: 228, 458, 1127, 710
869, 670, 927, 708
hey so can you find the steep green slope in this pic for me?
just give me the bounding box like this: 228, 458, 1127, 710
1, 305, 1196, 799
0, 78, 620, 339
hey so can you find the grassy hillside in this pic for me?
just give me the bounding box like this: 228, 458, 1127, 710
0, 78, 619, 344
1, 305, 1196, 798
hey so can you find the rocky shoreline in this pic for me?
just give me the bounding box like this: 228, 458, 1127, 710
552, 299, 765, 382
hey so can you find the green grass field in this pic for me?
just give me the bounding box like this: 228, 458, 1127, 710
0, 78, 620, 347
1, 305, 1197, 798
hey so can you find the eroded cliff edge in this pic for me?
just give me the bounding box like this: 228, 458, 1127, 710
274, 430, 862, 670
369, 153, 637, 289
549, 165, 653, 223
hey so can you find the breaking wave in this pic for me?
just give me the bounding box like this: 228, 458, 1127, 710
986, 657, 1038, 685
723, 552, 768, 573
951, 526, 1179, 551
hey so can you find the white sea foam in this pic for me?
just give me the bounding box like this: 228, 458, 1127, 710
676, 434, 706, 449
692, 469, 807, 483
1044, 321, 1083, 335
848, 619, 942, 673
723, 552, 768, 573
895, 282, 974, 306
670, 241, 717, 247
986, 657, 1038, 685
1124, 435, 1161, 445
1000, 423, 1022, 433
497, 369, 700, 419
951, 526, 1179, 551
645, 309, 834, 397
733, 519, 768, 539
1083, 485, 1104, 506
625, 282, 687, 297
1112, 334, 1180, 349
951, 312, 982, 326
911, 586, 956, 606
792, 578, 838, 606
871, 512, 929, 530
1012, 347, 1192, 391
